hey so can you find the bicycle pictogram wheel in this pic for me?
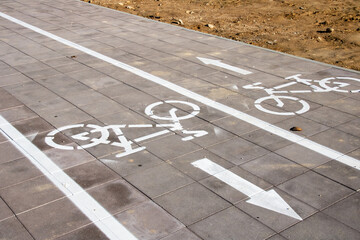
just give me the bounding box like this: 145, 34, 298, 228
254, 96, 310, 116
45, 124, 110, 150
318, 77, 360, 93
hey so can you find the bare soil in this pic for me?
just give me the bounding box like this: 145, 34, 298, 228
84, 0, 360, 71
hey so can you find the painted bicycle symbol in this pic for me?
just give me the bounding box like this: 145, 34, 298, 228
243, 74, 360, 115
45, 100, 208, 158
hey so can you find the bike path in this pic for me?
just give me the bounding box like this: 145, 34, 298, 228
0, 0, 359, 239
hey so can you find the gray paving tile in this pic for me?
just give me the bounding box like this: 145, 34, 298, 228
168, 149, 234, 181
160, 228, 201, 240
0, 105, 37, 123
63, 89, 110, 107
207, 137, 270, 165
0, 176, 64, 214
155, 183, 231, 226
88, 179, 147, 215
212, 115, 259, 136
218, 93, 261, 113
80, 99, 127, 118
114, 201, 183, 240
266, 235, 288, 240
144, 134, 202, 161
281, 212, 360, 240
0, 217, 33, 240
275, 116, 329, 137
0, 73, 31, 87
40, 107, 93, 128
80, 75, 121, 90
315, 160, 360, 191
335, 118, 360, 138
0, 197, 13, 221
0, 88, 22, 110
112, 87, 159, 113
241, 152, 307, 186
54, 224, 107, 240
309, 128, 360, 154
64, 161, 120, 190
17, 198, 90, 240
101, 150, 163, 177
275, 144, 332, 169
42, 56, 76, 68
278, 171, 353, 210
4, 82, 56, 105
28, 97, 74, 115
125, 163, 194, 198
181, 123, 235, 148
302, 106, 356, 127
241, 129, 293, 152
201, 166, 272, 204
12, 116, 53, 137
323, 193, 360, 232
0, 157, 42, 189
55, 62, 90, 74
0, 52, 38, 67
189, 206, 275, 240
236, 187, 316, 232
98, 82, 139, 98
24, 67, 61, 80
13, 61, 49, 73
0, 141, 25, 164
328, 97, 360, 116
43, 143, 96, 169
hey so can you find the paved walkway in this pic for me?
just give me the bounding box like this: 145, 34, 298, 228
0, 0, 359, 239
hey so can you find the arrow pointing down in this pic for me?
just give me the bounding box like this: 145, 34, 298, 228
192, 158, 302, 220
197, 57, 252, 75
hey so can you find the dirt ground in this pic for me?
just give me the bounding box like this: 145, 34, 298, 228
83, 0, 360, 71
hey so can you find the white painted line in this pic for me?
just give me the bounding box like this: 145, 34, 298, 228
197, 57, 252, 75
0, 12, 358, 170
128, 124, 153, 128
0, 116, 137, 240
273, 82, 297, 90
133, 129, 171, 142
290, 90, 312, 93
192, 158, 302, 220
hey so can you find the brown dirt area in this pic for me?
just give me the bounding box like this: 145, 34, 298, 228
83, 0, 360, 71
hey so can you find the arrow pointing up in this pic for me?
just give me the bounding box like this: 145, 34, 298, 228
192, 158, 302, 220
197, 57, 252, 75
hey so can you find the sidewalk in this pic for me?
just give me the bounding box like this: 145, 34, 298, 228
0, 0, 359, 239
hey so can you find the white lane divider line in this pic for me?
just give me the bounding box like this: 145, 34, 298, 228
0, 116, 137, 240
192, 158, 302, 220
0, 11, 358, 170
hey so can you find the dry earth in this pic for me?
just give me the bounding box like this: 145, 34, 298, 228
83, 0, 360, 71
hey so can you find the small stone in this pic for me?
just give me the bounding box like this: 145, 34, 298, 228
125, 6, 134, 9
290, 126, 302, 131
186, 10, 194, 14
171, 19, 184, 25
325, 27, 334, 33
205, 23, 215, 29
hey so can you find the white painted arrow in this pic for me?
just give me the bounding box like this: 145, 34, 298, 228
197, 57, 252, 75
192, 158, 302, 220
